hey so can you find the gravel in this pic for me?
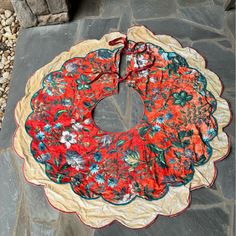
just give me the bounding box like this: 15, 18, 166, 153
0, 8, 20, 129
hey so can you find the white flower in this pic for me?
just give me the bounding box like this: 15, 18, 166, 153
149, 77, 156, 83
71, 119, 83, 131
101, 135, 112, 147
138, 55, 148, 67
139, 69, 149, 77
84, 118, 91, 125
60, 131, 77, 149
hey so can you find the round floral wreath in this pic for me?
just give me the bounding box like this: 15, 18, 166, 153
24, 39, 218, 205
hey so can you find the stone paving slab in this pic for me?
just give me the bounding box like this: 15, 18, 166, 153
0, 0, 235, 235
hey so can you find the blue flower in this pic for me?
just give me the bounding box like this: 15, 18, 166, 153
65, 151, 84, 170
161, 52, 169, 60
37, 153, 50, 163
152, 125, 161, 132
90, 164, 99, 174
95, 174, 105, 184
61, 99, 71, 106
38, 142, 46, 151
44, 124, 51, 132
65, 63, 78, 73
165, 112, 173, 120
94, 152, 102, 162
184, 149, 193, 158
46, 88, 53, 96
207, 128, 216, 138
54, 123, 62, 129
36, 131, 45, 140
97, 49, 113, 59
156, 116, 164, 124
169, 158, 175, 164
108, 178, 117, 188
168, 52, 176, 59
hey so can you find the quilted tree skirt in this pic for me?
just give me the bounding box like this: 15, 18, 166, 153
14, 26, 231, 228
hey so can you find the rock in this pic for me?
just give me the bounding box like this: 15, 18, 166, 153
4, 10, 12, 18
26, 0, 49, 15
4, 26, 11, 33
0, 62, 4, 69
2, 72, 10, 79
46, 0, 68, 14
11, 0, 38, 28
3, 32, 16, 40
5, 16, 14, 25
0, 77, 7, 84
38, 12, 69, 26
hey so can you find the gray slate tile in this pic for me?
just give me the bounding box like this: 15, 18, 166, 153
215, 135, 235, 199
0, 148, 21, 236
100, 0, 129, 18
191, 187, 224, 205
131, 0, 177, 19
177, 4, 224, 29
217, 39, 233, 49
71, 0, 101, 20
213, 0, 225, 6
30, 222, 57, 236
225, 10, 235, 38
56, 214, 95, 236
95, 207, 230, 236
119, 6, 132, 33
136, 18, 224, 41
177, 0, 209, 7
25, 184, 59, 222
78, 18, 119, 40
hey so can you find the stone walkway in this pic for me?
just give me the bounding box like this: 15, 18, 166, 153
0, 0, 235, 235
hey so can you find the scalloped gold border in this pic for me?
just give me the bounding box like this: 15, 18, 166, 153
13, 26, 231, 228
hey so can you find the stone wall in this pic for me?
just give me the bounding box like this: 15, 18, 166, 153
10, 0, 69, 28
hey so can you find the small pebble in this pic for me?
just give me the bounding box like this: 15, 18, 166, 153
0, 8, 20, 129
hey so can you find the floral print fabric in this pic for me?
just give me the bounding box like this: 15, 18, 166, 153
25, 39, 218, 205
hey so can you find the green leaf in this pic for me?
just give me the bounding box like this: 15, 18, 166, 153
195, 155, 207, 166
186, 130, 193, 137
144, 185, 154, 199
109, 149, 117, 153
146, 143, 163, 154
149, 130, 155, 138
178, 131, 186, 140
80, 74, 90, 83
161, 93, 167, 99
60, 164, 69, 170
182, 140, 190, 148
172, 93, 179, 99
172, 141, 183, 148
174, 151, 182, 159
56, 174, 63, 183
116, 140, 125, 148
45, 163, 53, 171
54, 110, 67, 121
156, 152, 167, 168
104, 87, 113, 91
83, 101, 92, 108
139, 126, 150, 137
146, 106, 152, 112
186, 95, 193, 101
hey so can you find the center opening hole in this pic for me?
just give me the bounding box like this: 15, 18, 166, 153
93, 83, 144, 132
